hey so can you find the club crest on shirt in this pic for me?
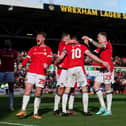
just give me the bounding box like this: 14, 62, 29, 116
34, 48, 37, 51
43, 48, 46, 51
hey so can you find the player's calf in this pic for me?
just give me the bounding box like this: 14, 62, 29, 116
105, 85, 113, 115
82, 86, 90, 114
62, 87, 71, 114
33, 88, 42, 118
57, 86, 65, 96
54, 87, 64, 114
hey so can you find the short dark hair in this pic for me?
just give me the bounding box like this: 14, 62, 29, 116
61, 32, 70, 38
37, 32, 47, 38
71, 36, 78, 41
99, 32, 107, 38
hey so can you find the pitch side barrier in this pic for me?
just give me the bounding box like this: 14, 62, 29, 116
85, 66, 126, 83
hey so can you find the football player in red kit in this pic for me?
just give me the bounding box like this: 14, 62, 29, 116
0, 40, 18, 111
54, 33, 76, 116
55, 37, 109, 116
16, 32, 52, 119
82, 32, 113, 116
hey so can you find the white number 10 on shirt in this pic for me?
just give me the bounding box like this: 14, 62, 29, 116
72, 48, 81, 59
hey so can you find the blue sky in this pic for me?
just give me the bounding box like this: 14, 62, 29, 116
26, 0, 126, 13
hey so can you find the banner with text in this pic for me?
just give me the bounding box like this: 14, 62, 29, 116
44, 4, 126, 20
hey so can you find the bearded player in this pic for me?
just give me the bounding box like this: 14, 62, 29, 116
16, 32, 52, 119
54, 33, 76, 116
55, 37, 110, 116
82, 32, 113, 116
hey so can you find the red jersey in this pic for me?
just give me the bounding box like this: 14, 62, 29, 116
22, 45, 52, 75
0, 48, 18, 72
95, 41, 113, 72
58, 41, 68, 69
63, 43, 89, 68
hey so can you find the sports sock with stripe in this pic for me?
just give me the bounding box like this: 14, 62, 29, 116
22, 95, 30, 111
54, 94, 61, 111
34, 96, 41, 115
95, 89, 106, 108
62, 93, 68, 113
68, 95, 74, 110
82, 93, 88, 113
106, 91, 112, 111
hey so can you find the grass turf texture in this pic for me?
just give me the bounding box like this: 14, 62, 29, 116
0, 94, 126, 126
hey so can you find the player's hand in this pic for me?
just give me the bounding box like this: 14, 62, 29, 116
122, 80, 126, 85
82, 36, 90, 40
44, 63, 48, 74
103, 62, 110, 71
18, 63, 23, 69
82, 36, 93, 42
82, 37, 89, 45
44, 63, 48, 69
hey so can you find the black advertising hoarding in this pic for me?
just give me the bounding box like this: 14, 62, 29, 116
44, 3, 126, 20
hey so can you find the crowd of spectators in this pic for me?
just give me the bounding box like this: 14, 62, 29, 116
85, 55, 126, 67
7, 51, 126, 94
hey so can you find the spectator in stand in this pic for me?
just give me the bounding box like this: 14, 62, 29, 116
15, 64, 26, 88
113, 56, 123, 67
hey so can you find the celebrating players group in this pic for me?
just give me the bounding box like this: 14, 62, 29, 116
0, 31, 113, 119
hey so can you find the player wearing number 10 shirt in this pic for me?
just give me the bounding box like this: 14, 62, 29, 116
55, 37, 109, 116
16, 32, 52, 119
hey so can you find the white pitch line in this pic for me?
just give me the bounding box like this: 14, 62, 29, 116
0, 121, 36, 126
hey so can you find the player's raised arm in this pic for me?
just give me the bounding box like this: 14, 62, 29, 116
82, 36, 105, 49
54, 51, 66, 66
85, 50, 110, 70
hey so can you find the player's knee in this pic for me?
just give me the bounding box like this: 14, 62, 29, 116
69, 88, 75, 95
93, 85, 99, 91
35, 91, 41, 96
57, 87, 64, 96
35, 93, 41, 97
24, 89, 31, 96
82, 86, 88, 93
105, 85, 111, 92
64, 87, 71, 94
35, 88, 42, 96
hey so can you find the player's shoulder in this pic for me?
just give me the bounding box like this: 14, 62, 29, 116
76, 43, 87, 49
45, 45, 51, 49
29, 46, 38, 51
59, 41, 66, 47
107, 41, 112, 45
59, 40, 65, 44
30, 46, 37, 49
103, 41, 112, 48
103, 41, 111, 45
45, 45, 52, 51
64, 43, 72, 48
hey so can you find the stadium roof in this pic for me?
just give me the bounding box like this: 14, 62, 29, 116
0, 0, 43, 9
0, 3, 126, 56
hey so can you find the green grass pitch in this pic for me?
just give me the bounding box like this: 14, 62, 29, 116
0, 94, 126, 126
